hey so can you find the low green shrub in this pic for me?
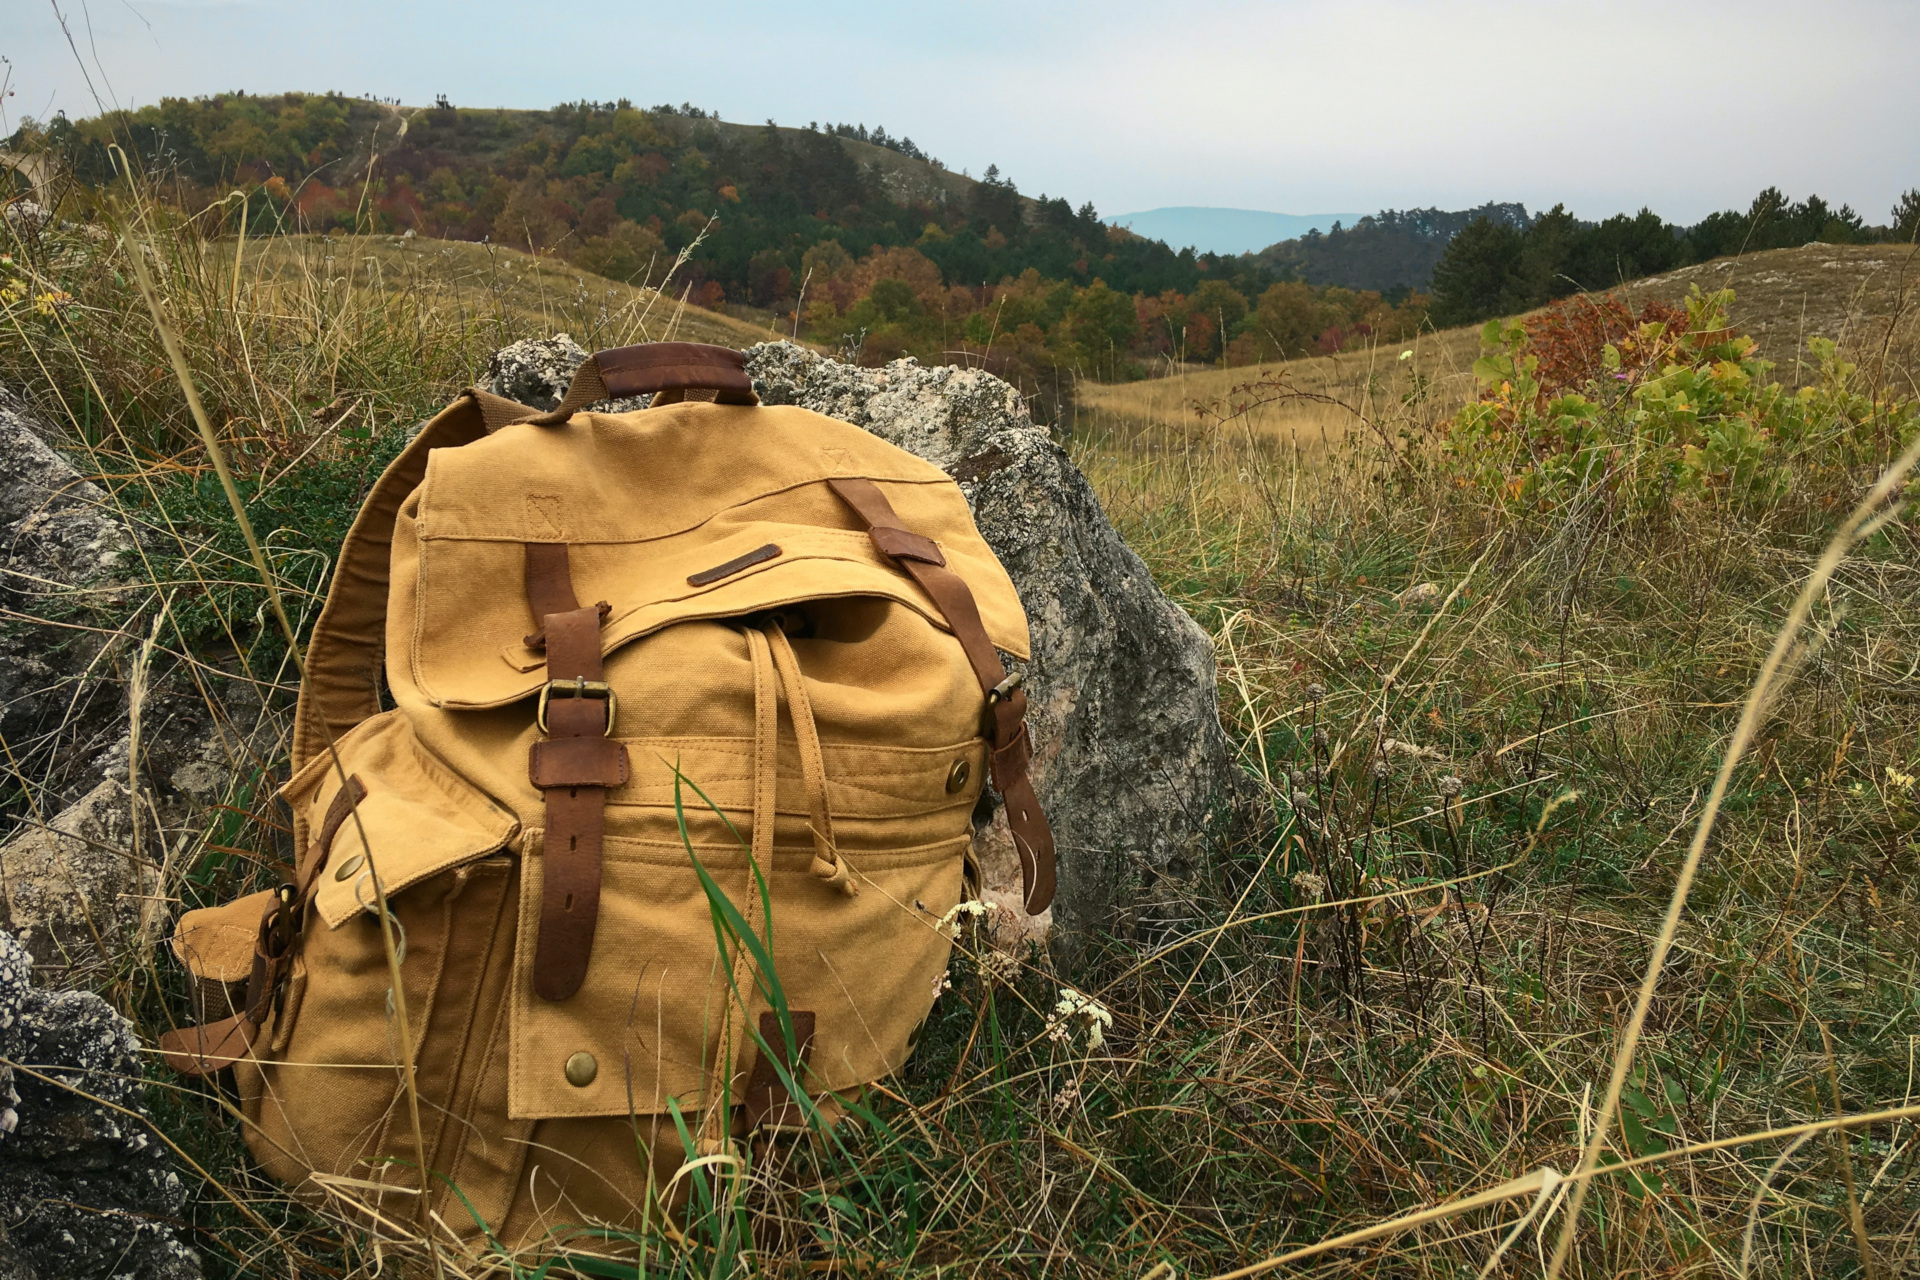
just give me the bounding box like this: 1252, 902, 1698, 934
1443, 287, 1919, 520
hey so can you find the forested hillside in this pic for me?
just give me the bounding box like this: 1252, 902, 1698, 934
1252, 203, 1530, 291
16, 92, 1910, 411
10, 93, 1428, 414
1425, 188, 1918, 325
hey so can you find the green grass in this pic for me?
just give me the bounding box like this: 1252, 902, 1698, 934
4, 180, 1920, 1278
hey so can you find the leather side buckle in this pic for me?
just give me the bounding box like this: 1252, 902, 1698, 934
536, 677, 618, 736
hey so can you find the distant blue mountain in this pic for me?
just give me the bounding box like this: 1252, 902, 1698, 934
1104, 207, 1367, 256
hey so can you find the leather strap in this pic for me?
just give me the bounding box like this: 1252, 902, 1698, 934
529, 342, 758, 427
159, 888, 294, 1075
526, 550, 623, 1002
596, 343, 756, 405
164, 772, 370, 1078
826, 477, 1056, 913
742, 1009, 816, 1132
298, 774, 366, 895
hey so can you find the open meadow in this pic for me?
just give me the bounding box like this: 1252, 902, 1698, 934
3, 200, 1920, 1277
1075, 243, 1920, 454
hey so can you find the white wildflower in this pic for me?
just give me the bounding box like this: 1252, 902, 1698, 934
1050, 987, 1114, 1052
936, 899, 995, 938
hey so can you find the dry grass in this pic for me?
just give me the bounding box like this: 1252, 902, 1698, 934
4, 187, 1920, 1279
1079, 243, 1920, 450
1073, 322, 1486, 450
233, 233, 781, 352
1622, 243, 1920, 387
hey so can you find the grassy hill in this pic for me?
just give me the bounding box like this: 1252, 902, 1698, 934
1081, 242, 1920, 447
235, 232, 783, 351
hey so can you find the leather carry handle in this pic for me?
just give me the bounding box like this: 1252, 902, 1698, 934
528, 342, 758, 427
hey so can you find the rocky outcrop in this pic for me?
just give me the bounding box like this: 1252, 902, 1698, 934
486, 338, 1258, 942
0, 389, 134, 803
486, 334, 647, 414
0, 391, 255, 985
0, 929, 200, 1279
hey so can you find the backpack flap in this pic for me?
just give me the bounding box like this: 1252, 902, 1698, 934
280, 711, 521, 929
403, 406, 1029, 711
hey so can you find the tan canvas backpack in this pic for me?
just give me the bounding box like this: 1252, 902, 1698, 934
158, 342, 1054, 1253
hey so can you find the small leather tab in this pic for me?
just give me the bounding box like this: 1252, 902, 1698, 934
868, 526, 946, 565
743, 1010, 816, 1131
158, 1013, 260, 1076
529, 737, 630, 789
688, 543, 782, 586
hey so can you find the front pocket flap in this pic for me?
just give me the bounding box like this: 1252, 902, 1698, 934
281, 711, 520, 930
413, 520, 1028, 710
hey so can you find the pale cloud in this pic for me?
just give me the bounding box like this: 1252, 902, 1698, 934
6, 0, 1915, 226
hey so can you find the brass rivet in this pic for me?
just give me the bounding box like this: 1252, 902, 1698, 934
945, 760, 971, 793
333, 853, 366, 882
564, 1051, 598, 1088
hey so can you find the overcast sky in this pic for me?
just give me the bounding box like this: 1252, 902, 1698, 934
7, 0, 1916, 226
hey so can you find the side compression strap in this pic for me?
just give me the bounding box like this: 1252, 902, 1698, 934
825, 477, 1056, 915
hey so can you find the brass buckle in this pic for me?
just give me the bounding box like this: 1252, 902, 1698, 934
536, 677, 617, 736
986, 671, 1025, 705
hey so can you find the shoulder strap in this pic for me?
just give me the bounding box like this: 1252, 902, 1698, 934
827, 477, 1056, 915
291, 396, 489, 771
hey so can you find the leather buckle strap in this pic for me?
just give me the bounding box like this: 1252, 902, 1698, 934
742, 1010, 817, 1133
158, 885, 296, 1076
526, 551, 622, 1003
535, 678, 617, 736
825, 476, 1056, 914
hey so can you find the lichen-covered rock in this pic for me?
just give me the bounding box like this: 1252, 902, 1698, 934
0, 390, 253, 984
485, 334, 647, 414
0, 930, 200, 1279
485, 337, 1257, 942
0, 390, 136, 801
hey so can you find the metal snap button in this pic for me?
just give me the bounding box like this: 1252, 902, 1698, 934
565, 1051, 598, 1087
945, 760, 971, 793
333, 854, 366, 881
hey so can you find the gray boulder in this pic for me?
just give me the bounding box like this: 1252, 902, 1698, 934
486, 338, 1257, 942
0, 390, 256, 985
0, 929, 201, 1279
0, 389, 134, 807
485, 334, 647, 414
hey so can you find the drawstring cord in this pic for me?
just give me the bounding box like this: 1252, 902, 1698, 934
762, 620, 855, 896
